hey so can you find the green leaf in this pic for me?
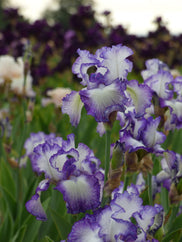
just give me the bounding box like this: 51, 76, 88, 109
0, 211, 14, 240
164, 205, 179, 232
40, 236, 54, 242
162, 229, 182, 242
163, 213, 182, 242
0, 159, 16, 198
11, 114, 22, 143
139, 186, 149, 205
49, 207, 72, 240
147, 172, 153, 206
38, 190, 68, 241
21, 215, 42, 242
160, 185, 169, 213
0, 185, 17, 219
163, 129, 182, 154
11, 225, 27, 242
168, 211, 182, 233
152, 155, 161, 175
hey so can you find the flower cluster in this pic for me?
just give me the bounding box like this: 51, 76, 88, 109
62, 44, 134, 126
23, 43, 182, 241
67, 183, 164, 241
25, 132, 104, 220
141, 58, 182, 131
62, 45, 167, 154
59, 44, 182, 240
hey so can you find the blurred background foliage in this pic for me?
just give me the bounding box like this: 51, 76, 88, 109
43, 0, 95, 28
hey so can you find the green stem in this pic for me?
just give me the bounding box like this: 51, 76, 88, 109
16, 80, 29, 225
0, 135, 6, 162
164, 204, 179, 234
104, 129, 111, 185
17, 100, 28, 161
147, 172, 153, 206
101, 129, 111, 207
161, 185, 169, 213
123, 156, 129, 192
123, 174, 130, 192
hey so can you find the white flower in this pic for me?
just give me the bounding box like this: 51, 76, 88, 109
0, 55, 23, 83
0, 55, 35, 97
42, 87, 72, 107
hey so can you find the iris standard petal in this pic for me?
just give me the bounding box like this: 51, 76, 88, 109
100, 44, 133, 83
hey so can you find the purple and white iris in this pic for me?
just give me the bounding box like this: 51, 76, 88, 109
25, 132, 104, 219
24, 46, 182, 240
161, 76, 182, 130
141, 58, 169, 81
119, 113, 166, 154
24, 131, 56, 158
126, 79, 153, 118
67, 183, 163, 241
156, 151, 182, 190
95, 78, 153, 137
144, 70, 174, 100
62, 44, 133, 125
62, 44, 158, 149
141, 58, 182, 131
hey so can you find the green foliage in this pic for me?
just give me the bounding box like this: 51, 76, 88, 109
163, 129, 182, 154
163, 212, 182, 241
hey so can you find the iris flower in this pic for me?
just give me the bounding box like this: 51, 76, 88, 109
25, 132, 104, 219
67, 183, 163, 241
62, 44, 133, 125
